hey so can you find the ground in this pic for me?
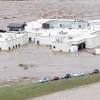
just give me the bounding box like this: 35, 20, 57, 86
32, 82, 100, 100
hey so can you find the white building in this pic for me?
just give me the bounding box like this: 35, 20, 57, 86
0, 32, 28, 50
25, 19, 100, 53
25, 19, 51, 33
51, 29, 100, 52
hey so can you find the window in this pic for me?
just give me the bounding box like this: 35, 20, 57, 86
69, 27, 72, 29
8, 47, 10, 50
29, 37, 32, 42
13, 46, 14, 49
79, 25, 81, 28
60, 24, 63, 28
60, 49, 62, 52
53, 46, 56, 49
18, 44, 20, 47
42, 23, 50, 29
37, 41, 40, 45
16, 45, 17, 48
50, 45, 52, 48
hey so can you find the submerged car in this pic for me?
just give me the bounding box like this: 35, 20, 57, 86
62, 74, 71, 79
51, 76, 60, 81
92, 69, 100, 74
38, 77, 50, 83
72, 72, 85, 77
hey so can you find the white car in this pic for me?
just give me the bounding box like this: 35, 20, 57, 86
38, 77, 50, 83
72, 72, 85, 77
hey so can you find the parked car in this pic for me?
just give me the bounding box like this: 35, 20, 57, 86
92, 69, 100, 74
38, 77, 50, 83
62, 74, 71, 79
52, 76, 60, 81
72, 72, 85, 77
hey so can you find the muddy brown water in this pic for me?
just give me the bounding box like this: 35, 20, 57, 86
0, 0, 100, 29
0, 43, 100, 83
0, 0, 100, 83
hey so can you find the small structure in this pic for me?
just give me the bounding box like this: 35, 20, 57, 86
7, 23, 27, 32
0, 32, 28, 50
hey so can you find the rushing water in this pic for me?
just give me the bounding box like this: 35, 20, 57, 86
0, 43, 100, 82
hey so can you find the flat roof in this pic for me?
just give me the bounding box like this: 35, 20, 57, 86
8, 23, 26, 28
37, 28, 96, 37
63, 33, 98, 44
0, 32, 27, 41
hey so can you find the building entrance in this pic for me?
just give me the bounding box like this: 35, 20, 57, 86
78, 42, 86, 50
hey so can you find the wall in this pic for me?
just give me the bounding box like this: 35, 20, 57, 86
0, 34, 28, 50
46, 20, 89, 29
34, 36, 56, 45
51, 42, 71, 52
28, 33, 36, 43
0, 41, 8, 50
86, 35, 100, 48
95, 49, 100, 54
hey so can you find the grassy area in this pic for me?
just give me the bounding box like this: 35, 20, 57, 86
1, 74, 100, 100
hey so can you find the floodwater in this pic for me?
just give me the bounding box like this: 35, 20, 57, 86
0, 0, 100, 29
0, 43, 100, 83
0, 0, 100, 83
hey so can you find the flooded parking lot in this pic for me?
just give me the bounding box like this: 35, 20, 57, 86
0, 0, 100, 83
0, 43, 100, 83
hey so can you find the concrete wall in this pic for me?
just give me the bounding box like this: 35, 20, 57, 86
28, 33, 37, 43
51, 42, 71, 52
86, 35, 100, 48
34, 36, 56, 45
95, 49, 100, 54
0, 41, 8, 50
0, 34, 28, 50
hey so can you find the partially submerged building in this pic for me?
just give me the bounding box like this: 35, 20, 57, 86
51, 29, 100, 52
42, 19, 90, 29
3, 19, 100, 52
0, 32, 28, 50
7, 23, 27, 32
24, 19, 100, 53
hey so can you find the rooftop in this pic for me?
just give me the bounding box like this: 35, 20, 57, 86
0, 33, 27, 41
8, 23, 27, 28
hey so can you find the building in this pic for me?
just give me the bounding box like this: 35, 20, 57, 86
42, 19, 90, 29
25, 19, 100, 53
51, 29, 100, 52
7, 23, 27, 32
0, 32, 28, 50
25, 19, 50, 33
